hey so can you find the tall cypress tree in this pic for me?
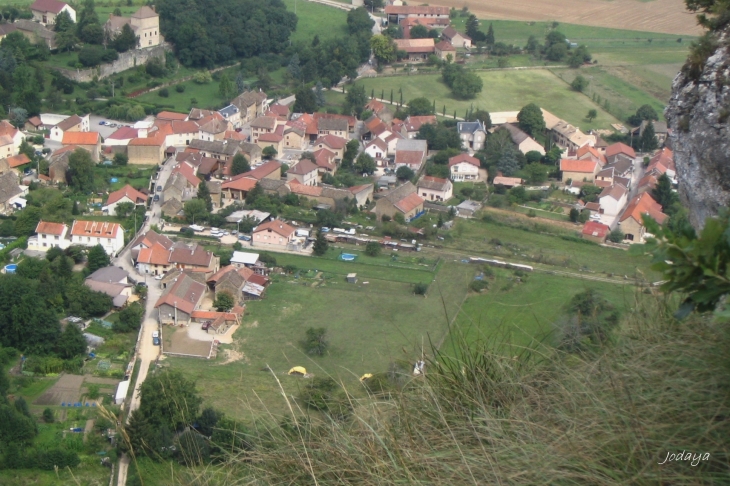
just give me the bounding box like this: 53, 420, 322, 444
485, 23, 495, 45
197, 182, 213, 212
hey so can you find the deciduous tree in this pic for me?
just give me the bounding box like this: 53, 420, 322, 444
517, 103, 546, 136
87, 244, 110, 273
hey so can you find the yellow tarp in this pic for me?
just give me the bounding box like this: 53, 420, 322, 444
359, 374, 373, 381
288, 366, 307, 375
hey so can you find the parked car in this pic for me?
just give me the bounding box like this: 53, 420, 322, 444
156, 185, 162, 191
98, 121, 107, 126
153, 194, 160, 202
154, 274, 163, 280
238, 235, 251, 241
153, 337, 161, 346
321, 227, 330, 233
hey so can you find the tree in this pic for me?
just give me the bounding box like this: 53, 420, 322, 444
652, 173, 678, 211
354, 152, 376, 175
607, 228, 624, 243
364, 0, 384, 9
640, 122, 659, 152
365, 241, 381, 257
197, 182, 213, 212
184, 199, 208, 224
571, 75, 589, 92
524, 163, 548, 184
465, 15, 485, 42
406, 97, 434, 116
293, 85, 317, 113
301, 327, 328, 355
42, 408, 54, 423
287, 53, 301, 81
137, 369, 203, 431
517, 103, 546, 136
54, 10, 75, 33
557, 289, 620, 351
452, 71, 484, 99
87, 244, 110, 273
313, 230, 329, 256
231, 153, 250, 176
497, 147, 521, 177
410, 25, 430, 39
114, 201, 135, 219
628, 104, 659, 126
485, 23, 495, 45
56, 324, 86, 359
55, 29, 78, 53
68, 148, 96, 192
396, 165, 415, 181
546, 42, 568, 61
569, 207, 580, 223
262, 146, 277, 160
113, 152, 128, 166
347, 7, 374, 35
112, 23, 138, 52
77, 0, 100, 37
218, 73, 235, 100
114, 303, 144, 333
315, 81, 326, 107
344, 84, 368, 118
586, 109, 598, 122
213, 292, 235, 312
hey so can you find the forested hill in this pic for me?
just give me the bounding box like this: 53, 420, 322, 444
155, 0, 297, 67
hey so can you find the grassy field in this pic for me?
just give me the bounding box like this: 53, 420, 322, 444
444, 270, 637, 353
136, 78, 228, 113
357, 70, 621, 131
168, 257, 473, 419
282, 0, 348, 44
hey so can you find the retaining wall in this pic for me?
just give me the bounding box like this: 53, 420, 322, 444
50, 43, 172, 82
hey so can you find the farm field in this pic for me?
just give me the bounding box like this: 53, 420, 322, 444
282, 0, 348, 44
167, 256, 474, 419
357, 70, 621, 131
438, 0, 701, 35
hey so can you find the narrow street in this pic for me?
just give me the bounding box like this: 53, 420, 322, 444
114, 155, 175, 486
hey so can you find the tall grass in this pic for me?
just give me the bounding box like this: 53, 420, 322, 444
129, 292, 730, 484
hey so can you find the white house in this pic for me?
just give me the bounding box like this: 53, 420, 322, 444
417, 176, 453, 202
70, 220, 125, 256
30, 0, 76, 25
0, 120, 24, 158
364, 138, 388, 159
448, 153, 480, 182
105, 184, 147, 216
230, 251, 260, 268
28, 220, 71, 252
49, 114, 90, 143
598, 184, 628, 217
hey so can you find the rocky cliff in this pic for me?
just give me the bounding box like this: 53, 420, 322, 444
665, 30, 730, 230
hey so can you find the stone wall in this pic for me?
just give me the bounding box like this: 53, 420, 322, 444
50, 43, 172, 83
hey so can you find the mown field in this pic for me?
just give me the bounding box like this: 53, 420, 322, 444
282, 0, 348, 44
357, 70, 621, 131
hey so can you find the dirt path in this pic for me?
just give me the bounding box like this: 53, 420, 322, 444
438, 0, 700, 36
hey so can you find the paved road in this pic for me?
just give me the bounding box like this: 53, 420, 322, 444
115, 155, 175, 486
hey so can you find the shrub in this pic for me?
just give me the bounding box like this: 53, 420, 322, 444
414, 282, 429, 295
42, 408, 54, 423
469, 279, 490, 292
365, 241, 381, 257
158, 88, 169, 98
301, 327, 328, 356
175, 84, 186, 93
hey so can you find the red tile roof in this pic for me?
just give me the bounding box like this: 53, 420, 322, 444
137, 243, 171, 266
62, 132, 100, 145
254, 219, 295, 238
107, 184, 147, 205
620, 193, 667, 225
129, 133, 165, 147
448, 153, 480, 167
435, 40, 456, 51
171, 163, 201, 187
288, 180, 323, 197
314, 134, 348, 150
384, 5, 450, 15
582, 221, 610, 239
239, 160, 281, 181
154, 274, 206, 315
605, 142, 636, 159
222, 176, 257, 192
576, 145, 607, 165
157, 111, 188, 121
107, 126, 139, 140
394, 150, 424, 167
560, 158, 598, 173
169, 244, 214, 267
394, 38, 435, 54
394, 192, 424, 214
288, 159, 318, 175
31, 0, 68, 14
6, 154, 31, 168
70, 220, 122, 238
35, 220, 67, 235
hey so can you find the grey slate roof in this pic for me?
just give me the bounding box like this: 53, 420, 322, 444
86, 266, 129, 283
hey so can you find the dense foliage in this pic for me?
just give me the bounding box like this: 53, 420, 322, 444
156, 0, 297, 67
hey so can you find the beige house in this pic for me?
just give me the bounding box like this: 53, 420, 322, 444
375, 182, 425, 222
283, 123, 307, 150
393, 38, 435, 62
503, 124, 546, 155
232, 91, 268, 124
30, 0, 76, 25
314, 135, 347, 159
550, 120, 595, 152
618, 193, 667, 243
128, 134, 166, 165
155, 272, 207, 325
61, 131, 101, 162
434, 40, 456, 60
417, 176, 453, 202
317, 118, 348, 138
256, 125, 285, 154
287, 159, 319, 186
560, 158, 599, 183
250, 116, 278, 143
440, 26, 471, 48
106, 6, 161, 48
252, 219, 296, 248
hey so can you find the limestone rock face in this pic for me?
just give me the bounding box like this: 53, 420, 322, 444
665, 31, 730, 230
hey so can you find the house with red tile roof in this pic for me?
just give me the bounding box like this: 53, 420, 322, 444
239, 160, 282, 181
440, 26, 472, 48
62, 131, 100, 161
105, 184, 148, 216
314, 134, 348, 159
312, 148, 337, 174
605, 142, 636, 164
256, 124, 285, 153
448, 153, 480, 181
0, 121, 22, 160
576, 145, 607, 166
5, 154, 31, 175
417, 176, 453, 202
385, 5, 450, 25
646, 147, 676, 181
618, 192, 667, 243
394, 38, 435, 62
252, 219, 296, 248
221, 176, 258, 201
28, 220, 71, 251
128, 133, 166, 165
560, 158, 600, 183
155, 272, 207, 325
581, 221, 610, 243
130, 229, 173, 261
283, 121, 307, 150
394, 139, 427, 171
434, 39, 456, 60
70, 220, 125, 255
598, 183, 628, 216
375, 182, 424, 222
364, 137, 389, 160
106, 126, 140, 146
50, 114, 89, 142
287, 159, 319, 186
157, 111, 188, 122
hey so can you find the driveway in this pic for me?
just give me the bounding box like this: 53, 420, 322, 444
88, 115, 136, 139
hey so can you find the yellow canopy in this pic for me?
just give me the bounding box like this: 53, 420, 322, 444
288, 366, 307, 375
359, 373, 373, 381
